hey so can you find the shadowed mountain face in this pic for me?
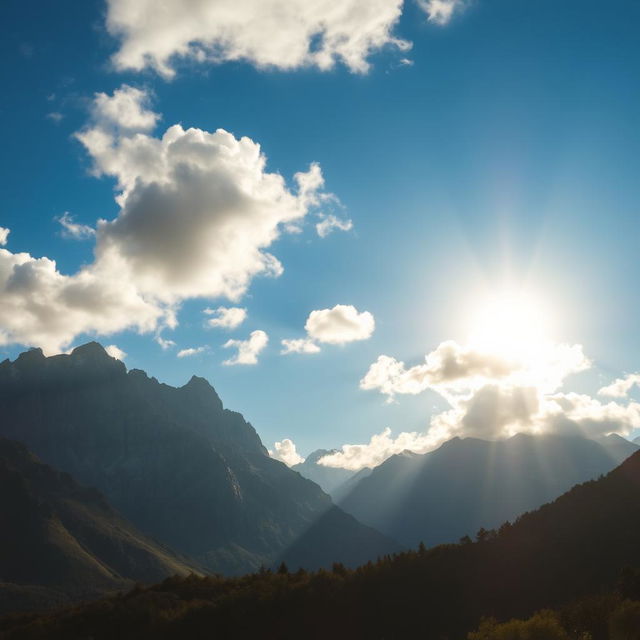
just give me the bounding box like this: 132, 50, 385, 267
339, 433, 639, 548
5, 449, 640, 639
0, 437, 196, 614
292, 449, 357, 496
0, 343, 398, 574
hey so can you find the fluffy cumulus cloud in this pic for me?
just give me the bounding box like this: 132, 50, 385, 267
316, 214, 353, 238
418, 0, 467, 25
106, 0, 411, 78
599, 373, 640, 398
321, 338, 640, 470
0, 86, 328, 354
105, 344, 127, 360
177, 346, 206, 358
306, 304, 375, 345
204, 306, 247, 330
223, 330, 268, 365
56, 212, 95, 240
0, 247, 161, 354
361, 340, 589, 401
282, 304, 375, 355
269, 438, 305, 466
0, 227, 9, 246
79, 87, 328, 305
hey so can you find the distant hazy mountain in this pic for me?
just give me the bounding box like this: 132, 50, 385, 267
0, 343, 398, 575
292, 449, 357, 495
634, 436, 640, 445
331, 466, 373, 503
339, 432, 639, 548
7, 446, 640, 639
0, 437, 196, 613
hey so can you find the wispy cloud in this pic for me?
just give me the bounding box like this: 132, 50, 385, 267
223, 330, 268, 366
105, 344, 127, 360
177, 346, 207, 358
55, 212, 95, 240
418, 0, 467, 26
316, 214, 353, 238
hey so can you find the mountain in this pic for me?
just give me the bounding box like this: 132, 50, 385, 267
634, 436, 640, 445
292, 449, 357, 496
0, 343, 398, 575
5, 449, 640, 639
338, 432, 639, 548
0, 437, 197, 614
331, 465, 373, 503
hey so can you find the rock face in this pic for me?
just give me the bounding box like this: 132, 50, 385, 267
0, 437, 197, 613
292, 449, 358, 497
0, 343, 398, 574
339, 432, 640, 548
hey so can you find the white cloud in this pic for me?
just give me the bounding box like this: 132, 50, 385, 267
318, 338, 619, 471
91, 84, 159, 133
204, 306, 247, 330
361, 340, 589, 401
0, 228, 9, 246
77, 88, 328, 305
106, 0, 410, 78
305, 304, 375, 345
223, 330, 268, 365
418, 0, 466, 25
316, 214, 353, 238
0, 248, 162, 354
177, 346, 206, 358
0, 86, 330, 355
281, 338, 321, 355
598, 373, 640, 398
46, 112, 64, 124
281, 304, 374, 355
322, 382, 640, 471
318, 427, 443, 471
156, 334, 176, 350
56, 212, 95, 240
105, 344, 127, 360
269, 438, 305, 466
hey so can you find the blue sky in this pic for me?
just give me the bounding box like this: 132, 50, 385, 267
2, 0, 640, 466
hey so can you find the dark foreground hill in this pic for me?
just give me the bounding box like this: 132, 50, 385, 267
4, 449, 640, 639
339, 432, 639, 547
0, 438, 197, 614
0, 343, 398, 575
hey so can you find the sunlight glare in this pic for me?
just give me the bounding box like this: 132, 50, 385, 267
466, 291, 554, 358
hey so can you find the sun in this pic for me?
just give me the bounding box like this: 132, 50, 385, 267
466, 291, 554, 358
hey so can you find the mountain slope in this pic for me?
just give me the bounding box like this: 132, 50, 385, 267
292, 449, 357, 496
5, 450, 640, 639
0, 343, 398, 574
339, 432, 639, 547
0, 437, 197, 613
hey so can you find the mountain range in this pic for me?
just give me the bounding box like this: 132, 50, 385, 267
0, 343, 399, 579
337, 432, 639, 548
292, 449, 360, 495
4, 446, 640, 638
0, 437, 196, 614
